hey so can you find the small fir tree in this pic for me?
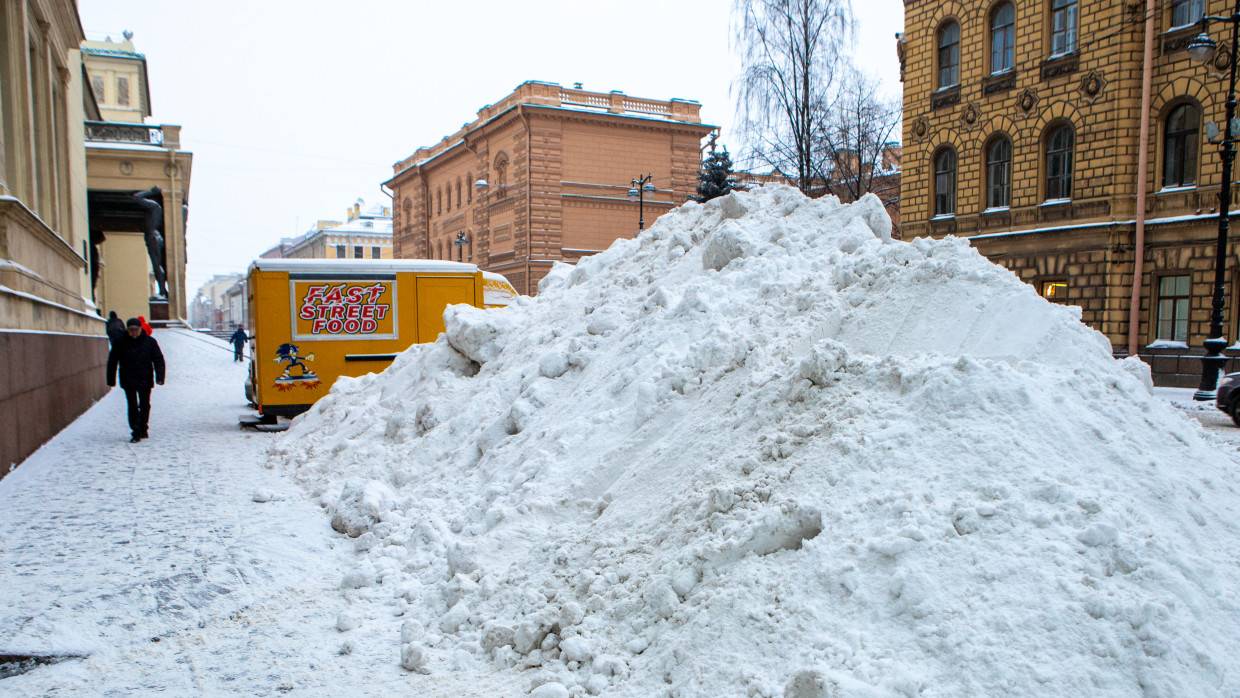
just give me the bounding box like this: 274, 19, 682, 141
695, 147, 735, 203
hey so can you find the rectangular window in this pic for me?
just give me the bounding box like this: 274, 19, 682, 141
1171, 0, 1205, 28
938, 23, 960, 88
335, 244, 345, 258
353, 245, 363, 259
371, 246, 381, 258
1156, 275, 1191, 342
991, 7, 1015, 74
91, 75, 105, 102
1040, 280, 1069, 304
1051, 0, 1078, 56
117, 76, 130, 107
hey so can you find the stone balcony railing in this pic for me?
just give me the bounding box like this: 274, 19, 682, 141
84, 121, 181, 149
393, 81, 702, 175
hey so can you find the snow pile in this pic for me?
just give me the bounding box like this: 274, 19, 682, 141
273, 186, 1240, 697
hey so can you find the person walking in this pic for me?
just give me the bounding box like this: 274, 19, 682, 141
106, 318, 166, 443
105, 311, 126, 347
229, 325, 248, 362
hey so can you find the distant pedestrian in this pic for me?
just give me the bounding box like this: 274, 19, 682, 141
105, 311, 126, 347
106, 318, 166, 443
229, 325, 248, 362
137, 315, 154, 336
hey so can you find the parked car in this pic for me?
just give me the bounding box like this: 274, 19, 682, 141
1216, 372, 1240, 426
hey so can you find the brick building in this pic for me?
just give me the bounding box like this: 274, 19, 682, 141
385, 81, 714, 294
900, 0, 1240, 384
735, 142, 903, 235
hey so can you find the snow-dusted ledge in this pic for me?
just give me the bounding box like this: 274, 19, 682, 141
1146, 340, 1189, 350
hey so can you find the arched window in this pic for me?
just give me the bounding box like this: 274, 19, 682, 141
494, 153, 510, 198
1050, 0, 1078, 56
1045, 123, 1074, 200
437, 189, 442, 215
990, 3, 1015, 74
456, 179, 463, 209
467, 173, 474, 203
1171, 0, 1205, 28
986, 136, 1012, 209
933, 147, 957, 216
1163, 102, 1199, 188
937, 21, 960, 88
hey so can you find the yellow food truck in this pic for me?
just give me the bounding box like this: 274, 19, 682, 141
242, 258, 516, 427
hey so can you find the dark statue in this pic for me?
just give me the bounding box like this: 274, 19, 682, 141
132, 186, 168, 298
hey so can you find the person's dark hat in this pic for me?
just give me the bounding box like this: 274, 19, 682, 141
108, 311, 118, 319
126, 318, 141, 328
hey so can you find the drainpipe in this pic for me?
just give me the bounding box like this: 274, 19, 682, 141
422, 174, 430, 260
1128, 0, 1155, 357
519, 105, 532, 294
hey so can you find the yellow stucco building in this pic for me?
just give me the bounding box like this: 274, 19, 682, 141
82, 34, 192, 324
260, 200, 393, 260
901, 0, 1240, 385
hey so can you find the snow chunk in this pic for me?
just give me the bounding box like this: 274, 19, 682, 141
530, 682, 569, 698
329, 479, 393, 538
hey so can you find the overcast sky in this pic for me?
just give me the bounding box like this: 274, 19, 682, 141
79, 0, 904, 294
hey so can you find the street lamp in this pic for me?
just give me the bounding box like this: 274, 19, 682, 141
627, 174, 655, 230
454, 231, 470, 262
1188, 4, 1240, 400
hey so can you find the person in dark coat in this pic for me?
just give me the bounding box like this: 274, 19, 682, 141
107, 318, 166, 443
105, 311, 126, 347
229, 325, 248, 362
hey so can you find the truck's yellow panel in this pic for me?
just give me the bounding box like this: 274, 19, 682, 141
246, 260, 504, 417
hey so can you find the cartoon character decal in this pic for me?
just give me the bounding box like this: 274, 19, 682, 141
273, 342, 319, 390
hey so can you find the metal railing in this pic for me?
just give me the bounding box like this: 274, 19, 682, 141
84, 121, 164, 146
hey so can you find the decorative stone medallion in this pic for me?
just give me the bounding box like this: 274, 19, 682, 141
960, 103, 981, 130
119, 160, 133, 176
913, 116, 930, 142
1079, 71, 1106, 103
1018, 88, 1039, 116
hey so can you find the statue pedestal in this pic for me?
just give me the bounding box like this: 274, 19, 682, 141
149, 297, 169, 322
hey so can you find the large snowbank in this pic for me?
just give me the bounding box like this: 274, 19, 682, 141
273, 186, 1240, 697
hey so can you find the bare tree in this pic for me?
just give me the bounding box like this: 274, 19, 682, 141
817, 64, 901, 206
732, 0, 854, 195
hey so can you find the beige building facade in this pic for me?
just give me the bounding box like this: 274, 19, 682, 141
901, 0, 1240, 385
191, 272, 242, 330
82, 36, 192, 324
386, 81, 713, 294
1, 0, 105, 474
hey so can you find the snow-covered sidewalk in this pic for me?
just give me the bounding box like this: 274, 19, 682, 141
0, 330, 517, 696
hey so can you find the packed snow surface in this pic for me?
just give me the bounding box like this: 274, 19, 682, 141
275, 186, 1240, 697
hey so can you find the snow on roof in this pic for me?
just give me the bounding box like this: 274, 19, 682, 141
249, 258, 475, 274
325, 217, 393, 235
